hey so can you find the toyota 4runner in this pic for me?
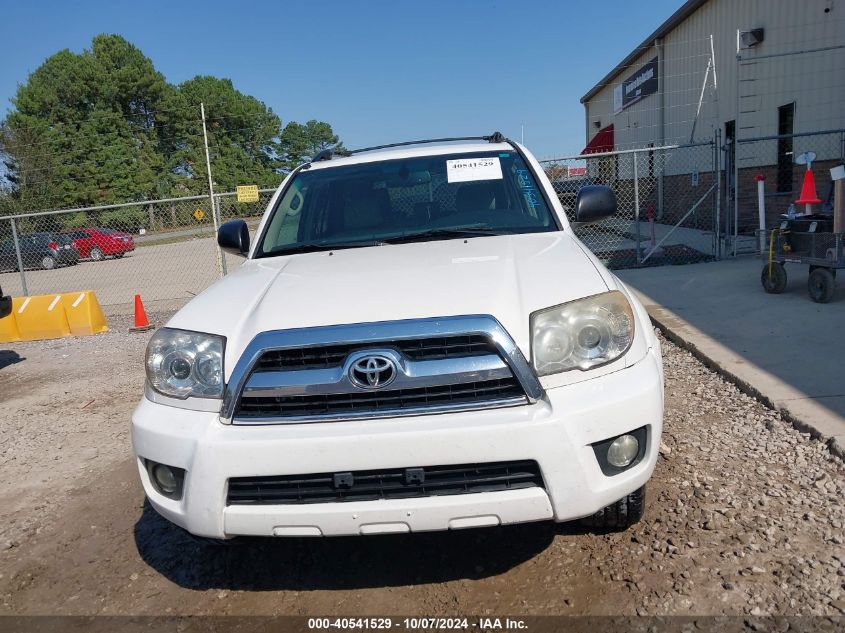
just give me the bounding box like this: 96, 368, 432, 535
131, 133, 664, 539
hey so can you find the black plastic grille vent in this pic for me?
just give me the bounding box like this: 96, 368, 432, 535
253, 335, 496, 372
227, 460, 543, 505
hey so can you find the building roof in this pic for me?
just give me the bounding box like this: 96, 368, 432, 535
580, 0, 708, 104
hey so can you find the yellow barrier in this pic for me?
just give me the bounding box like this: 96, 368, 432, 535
0, 297, 24, 343
15, 294, 71, 341
61, 291, 109, 336
0, 290, 109, 342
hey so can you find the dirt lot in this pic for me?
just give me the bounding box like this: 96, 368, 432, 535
0, 319, 843, 617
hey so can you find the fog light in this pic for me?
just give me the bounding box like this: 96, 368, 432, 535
145, 460, 185, 499
153, 464, 178, 493
607, 434, 639, 468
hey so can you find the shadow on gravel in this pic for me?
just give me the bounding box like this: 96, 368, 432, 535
134, 500, 558, 591
0, 350, 24, 370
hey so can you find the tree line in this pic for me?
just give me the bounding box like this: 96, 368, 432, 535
0, 34, 343, 230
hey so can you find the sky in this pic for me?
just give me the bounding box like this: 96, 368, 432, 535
0, 0, 681, 160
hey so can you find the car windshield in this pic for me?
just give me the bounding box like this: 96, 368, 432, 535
256, 150, 558, 257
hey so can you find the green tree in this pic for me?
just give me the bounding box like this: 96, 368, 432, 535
279, 120, 345, 171
0, 119, 62, 214
2, 35, 173, 211
0, 34, 344, 224
162, 76, 283, 193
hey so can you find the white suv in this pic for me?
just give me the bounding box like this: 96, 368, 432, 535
131, 133, 664, 540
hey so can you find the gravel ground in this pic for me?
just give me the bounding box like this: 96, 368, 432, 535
0, 324, 842, 617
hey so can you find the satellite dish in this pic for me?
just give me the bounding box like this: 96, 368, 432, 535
795, 151, 816, 167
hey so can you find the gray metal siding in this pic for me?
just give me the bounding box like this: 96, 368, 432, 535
583, 0, 845, 164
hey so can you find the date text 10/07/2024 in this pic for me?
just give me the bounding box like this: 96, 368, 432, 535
307, 618, 528, 630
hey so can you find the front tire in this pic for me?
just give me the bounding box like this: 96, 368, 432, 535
90, 247, 104, 261
761, 262, 787, 294
580, 485, 646, 531
41, 255, 56, 270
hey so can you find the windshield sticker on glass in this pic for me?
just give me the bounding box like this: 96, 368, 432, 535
516, 168, 539, 208
446, 157, 503, 183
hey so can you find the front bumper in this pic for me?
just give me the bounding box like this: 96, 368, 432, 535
131, 348, 663, 538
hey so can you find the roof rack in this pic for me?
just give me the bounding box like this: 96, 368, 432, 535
348, 132, 507, 155
305, 132, 509, 165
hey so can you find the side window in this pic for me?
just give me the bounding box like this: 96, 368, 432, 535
263, 180, 308, 251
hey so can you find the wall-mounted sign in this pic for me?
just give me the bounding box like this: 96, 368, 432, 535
613, 56, 659, 114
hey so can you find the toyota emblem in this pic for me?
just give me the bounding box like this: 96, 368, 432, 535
349, 355, 397, 389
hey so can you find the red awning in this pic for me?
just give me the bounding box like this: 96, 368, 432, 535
581, 124, 614, 155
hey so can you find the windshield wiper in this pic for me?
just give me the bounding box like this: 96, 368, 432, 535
383, 227, 509, 244
261, 240, 387, 257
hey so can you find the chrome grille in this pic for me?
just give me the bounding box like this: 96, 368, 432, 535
222, 316, 544, 425
254, 335, 496, 372
235, 377, 524, 419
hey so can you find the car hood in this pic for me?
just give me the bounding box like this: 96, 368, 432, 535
168, 232, 608, 376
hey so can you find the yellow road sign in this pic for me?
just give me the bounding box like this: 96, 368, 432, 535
192, 208, 205, 221
237, 184, 259, 203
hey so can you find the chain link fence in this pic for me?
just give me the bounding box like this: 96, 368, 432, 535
0, 189, 276, 312
730, 129, 845, 255
540, 138, 720, 269
0, 139, 730, 314
9, 128, 841, 311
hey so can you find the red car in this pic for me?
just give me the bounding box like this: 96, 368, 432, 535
62, 227, 135, 261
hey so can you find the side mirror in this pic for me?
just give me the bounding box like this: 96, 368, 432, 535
574, 185, 617, 224
217, 220, 250, 257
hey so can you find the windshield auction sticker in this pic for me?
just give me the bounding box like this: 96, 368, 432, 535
446, 157, 503, 183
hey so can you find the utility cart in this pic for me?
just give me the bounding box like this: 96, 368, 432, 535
760, 227, 844, 303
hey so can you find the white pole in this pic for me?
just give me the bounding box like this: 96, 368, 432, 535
201, 102, 226, 277
756, 175, 766, 253
832, 164, 845, 234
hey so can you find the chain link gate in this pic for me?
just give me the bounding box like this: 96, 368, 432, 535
540, 138, 720, 269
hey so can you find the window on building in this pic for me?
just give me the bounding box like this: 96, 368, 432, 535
776, 103, 795, 192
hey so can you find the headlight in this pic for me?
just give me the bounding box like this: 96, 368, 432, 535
145, 328, 225, 399
530, 291, 634, 376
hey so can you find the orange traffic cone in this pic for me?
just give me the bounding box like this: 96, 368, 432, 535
130, 294, 154, 332
796, 168, 822, 205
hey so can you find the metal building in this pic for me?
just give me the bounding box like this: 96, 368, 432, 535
578, 0, 845, 237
